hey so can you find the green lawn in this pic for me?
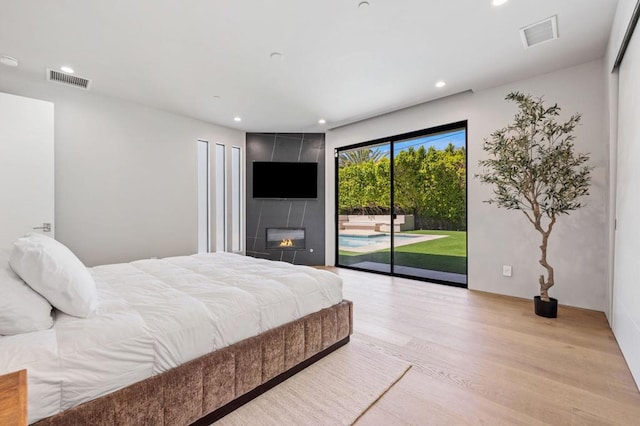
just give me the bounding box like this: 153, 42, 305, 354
338, 230, 467, 274
393, 230, 467, 256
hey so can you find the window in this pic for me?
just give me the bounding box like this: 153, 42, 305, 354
215, 143, 226, 251
197, 140, 210, 253
231, 146, 242, 252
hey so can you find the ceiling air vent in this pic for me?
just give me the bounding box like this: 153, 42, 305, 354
47, 69, 91, 90
520, 16, 558, 48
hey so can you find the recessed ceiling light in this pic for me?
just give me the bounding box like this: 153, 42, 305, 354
270, 52, 284, 60
491, 0, 508, 6
0, 56, 18, 67
318, 119, 326, 124
234, 117, 242, 122
435, 80, 446, 88
358, 1, 370, 8
60, 66, 74, 74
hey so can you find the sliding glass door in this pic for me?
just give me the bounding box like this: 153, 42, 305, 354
336, 122, 467, 287
337, 142, 391, 273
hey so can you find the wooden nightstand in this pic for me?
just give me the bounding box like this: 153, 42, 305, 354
0, 370, 27, 426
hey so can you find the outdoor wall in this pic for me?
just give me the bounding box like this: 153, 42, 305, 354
0, 71, 245, 266
326, 59, 607, 312
245, 133, 326, 265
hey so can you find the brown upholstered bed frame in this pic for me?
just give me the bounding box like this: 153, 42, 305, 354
34, 300, 353, 425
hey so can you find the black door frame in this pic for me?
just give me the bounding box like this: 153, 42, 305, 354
334, 120, 468, 288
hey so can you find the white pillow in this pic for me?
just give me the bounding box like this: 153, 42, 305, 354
10, 233, 98, 318
0, 249, 54, 335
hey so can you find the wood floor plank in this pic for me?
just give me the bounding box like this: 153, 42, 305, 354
330, 268, 640, 425
359, 367, 548, 426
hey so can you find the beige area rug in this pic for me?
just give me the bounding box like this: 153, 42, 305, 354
214, 342, 411, 425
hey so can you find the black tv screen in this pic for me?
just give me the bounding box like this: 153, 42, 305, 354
253, 162, 318, 199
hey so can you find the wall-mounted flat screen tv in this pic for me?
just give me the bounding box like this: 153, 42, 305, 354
253, 161, 318, 199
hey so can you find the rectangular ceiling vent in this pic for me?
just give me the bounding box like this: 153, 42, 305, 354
47, 69, 91, 90
520, 15, 558, 48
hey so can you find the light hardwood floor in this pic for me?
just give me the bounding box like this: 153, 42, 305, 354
329, 267, 640, 425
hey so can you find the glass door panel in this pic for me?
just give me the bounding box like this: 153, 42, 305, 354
337, 142, 392, 273
392, 129, 467, 285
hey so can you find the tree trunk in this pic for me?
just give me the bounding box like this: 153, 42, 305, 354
538, 231, 554, 302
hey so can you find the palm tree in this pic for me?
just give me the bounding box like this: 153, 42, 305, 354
338, 148, 386, 166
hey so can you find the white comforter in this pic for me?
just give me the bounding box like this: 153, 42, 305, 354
0, 253, 343, 424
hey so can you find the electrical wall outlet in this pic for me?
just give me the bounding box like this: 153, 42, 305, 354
502, 265, 512, 277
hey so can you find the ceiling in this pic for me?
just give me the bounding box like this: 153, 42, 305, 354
0, 0, 618, 132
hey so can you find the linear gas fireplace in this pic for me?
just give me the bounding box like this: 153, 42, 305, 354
266, 228, 305, 250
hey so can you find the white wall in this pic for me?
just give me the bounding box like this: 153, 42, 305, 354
606, 0, 639, 69
326, 59, 607, 311
608, 0, 640, 389
0, 72, 244, 266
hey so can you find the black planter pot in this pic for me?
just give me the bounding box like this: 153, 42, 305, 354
534, 296, 558, 318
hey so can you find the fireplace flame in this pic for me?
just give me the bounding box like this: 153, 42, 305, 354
279, 239, 294, 247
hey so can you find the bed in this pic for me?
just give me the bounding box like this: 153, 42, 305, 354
0, 240, 352, 425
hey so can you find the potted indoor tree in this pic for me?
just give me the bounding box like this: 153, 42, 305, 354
477, 92, 592, 318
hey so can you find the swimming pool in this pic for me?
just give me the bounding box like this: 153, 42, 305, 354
338, 234, 418, 249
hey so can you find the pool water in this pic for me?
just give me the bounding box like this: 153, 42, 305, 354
338, 234, 418, 248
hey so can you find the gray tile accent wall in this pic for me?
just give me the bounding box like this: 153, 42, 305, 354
246, 133, 325, 265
